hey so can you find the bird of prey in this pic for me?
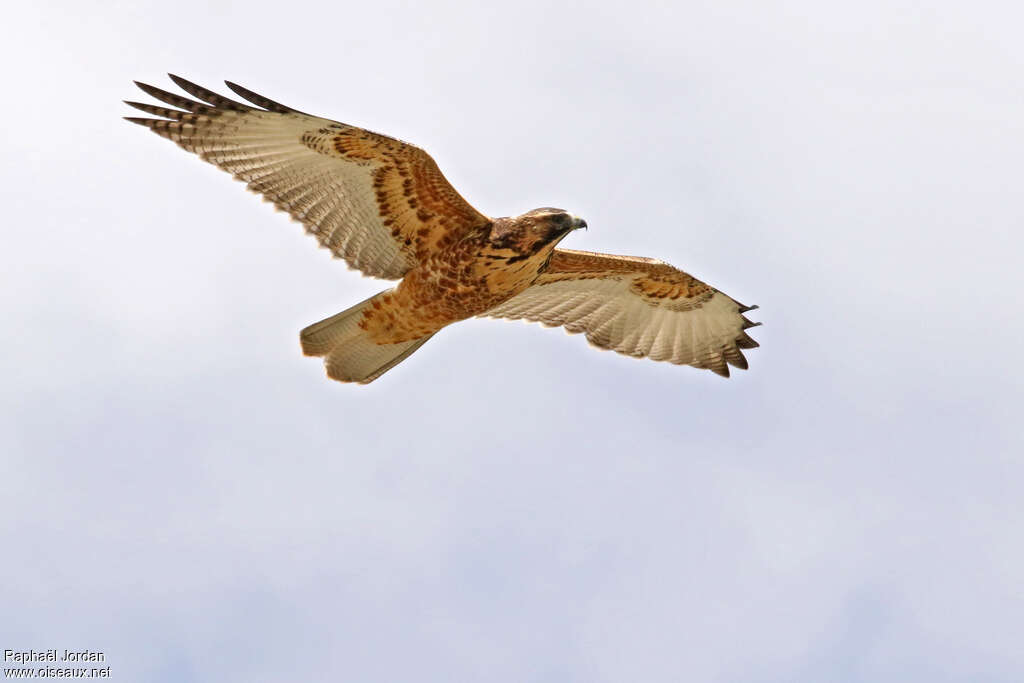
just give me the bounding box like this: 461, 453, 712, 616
125, 75, 760, 384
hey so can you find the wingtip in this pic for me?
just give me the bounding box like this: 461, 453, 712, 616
167, 73, 192, 90
133, 80, 160, 96
736, 330, 760, 350
223, 79, 295, 113
740, 307, 763, 328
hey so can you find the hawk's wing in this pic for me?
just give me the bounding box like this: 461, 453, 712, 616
125, 75, 491, 279
484, 248, 760, 377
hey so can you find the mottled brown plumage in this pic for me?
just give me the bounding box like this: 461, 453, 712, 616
126, 75, 760, 383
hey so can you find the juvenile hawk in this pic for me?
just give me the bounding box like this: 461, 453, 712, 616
125, 75, 760, 383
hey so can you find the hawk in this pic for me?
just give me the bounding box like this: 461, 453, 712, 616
125, 75, 760, 383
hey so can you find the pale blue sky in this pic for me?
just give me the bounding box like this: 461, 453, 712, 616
2, 1, 1022, 681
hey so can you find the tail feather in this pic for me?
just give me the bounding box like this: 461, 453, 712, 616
300, 291, 434, 384
325, 333, 434, 384
300, 291, 380, 357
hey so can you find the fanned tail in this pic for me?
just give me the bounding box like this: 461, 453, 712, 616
300, 291, 434, 384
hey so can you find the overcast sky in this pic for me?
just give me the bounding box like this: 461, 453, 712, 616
3, 1, 1022, 681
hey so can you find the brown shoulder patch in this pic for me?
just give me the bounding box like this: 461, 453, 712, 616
630, 272, 713, 303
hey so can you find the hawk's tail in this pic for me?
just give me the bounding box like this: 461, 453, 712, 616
300, 291, 435, 384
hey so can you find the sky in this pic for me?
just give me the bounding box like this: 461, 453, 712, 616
2, 0, 1022, 681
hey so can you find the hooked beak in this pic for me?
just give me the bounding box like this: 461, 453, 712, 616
572, 216, 588, 231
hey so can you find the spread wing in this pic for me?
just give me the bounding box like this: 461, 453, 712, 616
124, 75, 491, 279
484, 249, 760, 377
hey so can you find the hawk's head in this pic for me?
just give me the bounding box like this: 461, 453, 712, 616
489, 208, 587, 257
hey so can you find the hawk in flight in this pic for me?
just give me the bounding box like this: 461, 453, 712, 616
125, 75, 760, 383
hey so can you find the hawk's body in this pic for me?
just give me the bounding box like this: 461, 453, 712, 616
126, 76, 760, 383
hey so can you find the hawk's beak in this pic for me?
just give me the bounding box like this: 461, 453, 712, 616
572, 216, 588, 231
